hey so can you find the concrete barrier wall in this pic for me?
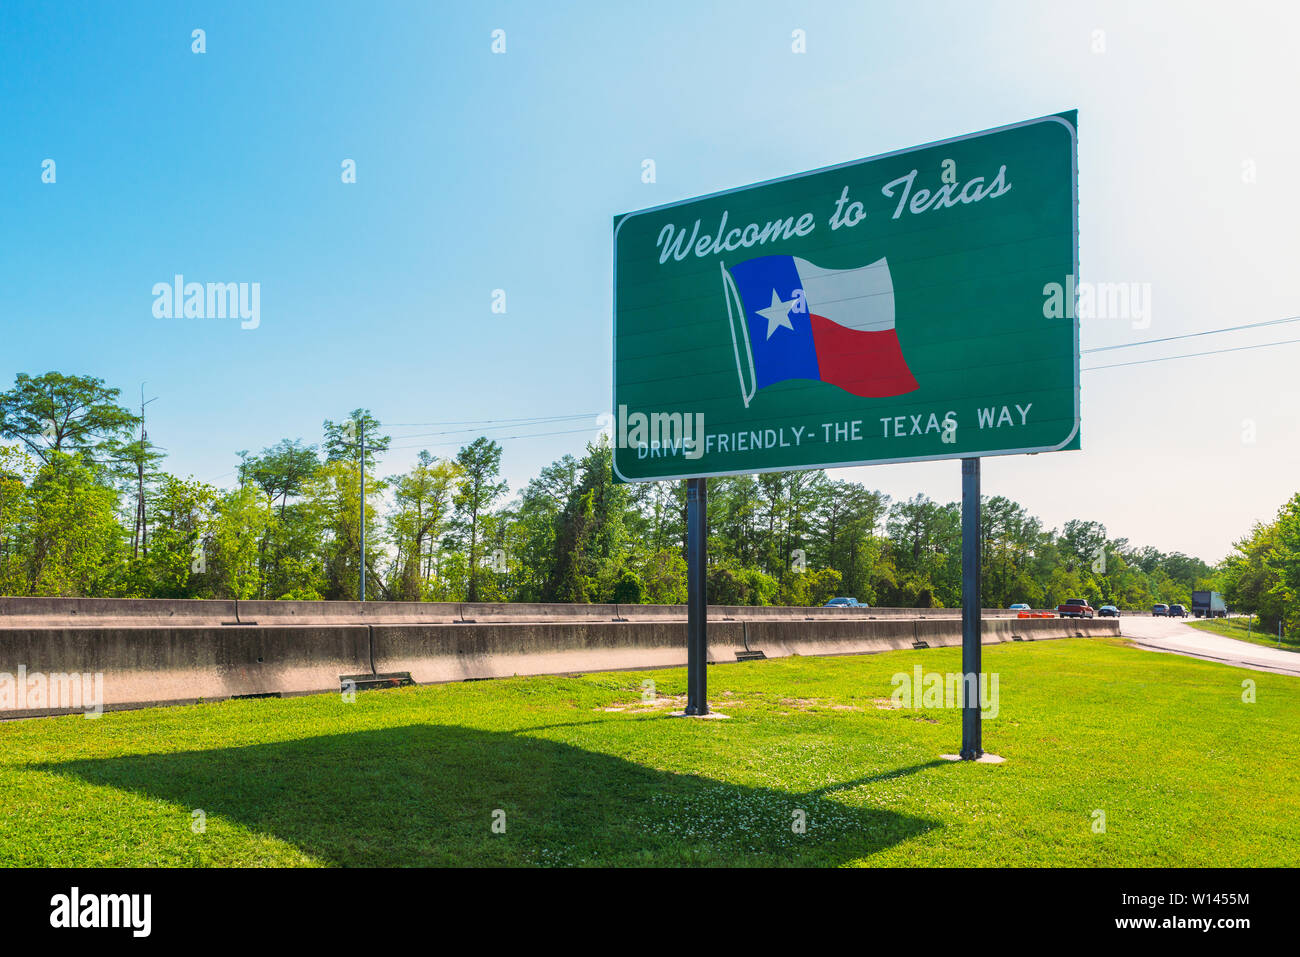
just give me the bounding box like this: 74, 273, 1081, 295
737, 616, 1112, 659
0, 624, 371, 717
0, 596, 1045, 626
0, 597, 238, 626
370, 621, 752, 683
0, 597, 1120, 717
236, 600, 463, 625
369, 616, 1118, 685
741, 617, 920, 658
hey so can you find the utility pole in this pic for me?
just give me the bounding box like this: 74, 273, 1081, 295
134, 384, 158, 560
359, 417, 367, 603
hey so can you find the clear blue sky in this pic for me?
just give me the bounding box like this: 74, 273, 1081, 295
2, 0, 1297, 562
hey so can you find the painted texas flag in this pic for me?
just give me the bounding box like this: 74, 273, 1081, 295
722, 254, 918, 406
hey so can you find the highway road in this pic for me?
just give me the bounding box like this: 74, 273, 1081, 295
1119, 614, 1300, 677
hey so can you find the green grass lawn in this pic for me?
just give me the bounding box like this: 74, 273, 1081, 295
1188, 616, 1300, 652
1, 637, 1296, 867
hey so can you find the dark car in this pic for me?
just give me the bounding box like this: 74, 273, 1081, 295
1168, 604, 1188, 618
824, 597, 862, 608
1152, 604, 1169, 617
1098, 605, 1120, 617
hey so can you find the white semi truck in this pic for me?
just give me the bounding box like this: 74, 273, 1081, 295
1191, 590, 1228, 618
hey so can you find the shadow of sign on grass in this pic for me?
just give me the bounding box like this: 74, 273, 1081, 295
39, 723, 939, 866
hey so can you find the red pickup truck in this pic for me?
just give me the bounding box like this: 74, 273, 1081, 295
1056, 598, 1095, 619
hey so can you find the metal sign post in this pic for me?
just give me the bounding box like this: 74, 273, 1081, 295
961, 457, 982, 760
685, 477, 709, 715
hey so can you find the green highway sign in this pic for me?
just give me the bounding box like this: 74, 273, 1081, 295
612, 111, 1079, 482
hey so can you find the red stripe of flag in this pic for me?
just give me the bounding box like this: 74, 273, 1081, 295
810, 314, 919, 398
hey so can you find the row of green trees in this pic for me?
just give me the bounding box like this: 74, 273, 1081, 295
1218, 494, 1300, 637
0, 371, 1257, 615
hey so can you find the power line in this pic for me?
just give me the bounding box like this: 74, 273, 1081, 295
195, 314, 1300, 479
381, 413, 598, 428
384, 415, 599, 442
1082, 336, 1300, 371
384, 315, 1300, 436
1082, 315, 1300, 354
386, 425, 599, 451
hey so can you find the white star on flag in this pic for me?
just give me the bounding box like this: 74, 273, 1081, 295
756, 288, 797, 339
